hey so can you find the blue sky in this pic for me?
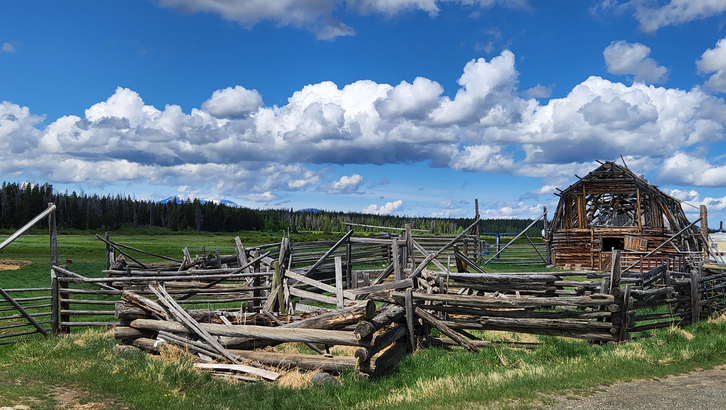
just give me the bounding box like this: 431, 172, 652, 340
3, 1, 726, 224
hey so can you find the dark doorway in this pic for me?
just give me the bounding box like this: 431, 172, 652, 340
602, 237, 624, 251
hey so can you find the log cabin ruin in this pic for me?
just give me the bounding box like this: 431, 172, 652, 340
549, 160, 703, 271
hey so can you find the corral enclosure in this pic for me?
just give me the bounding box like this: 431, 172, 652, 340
2, 189, 725, 382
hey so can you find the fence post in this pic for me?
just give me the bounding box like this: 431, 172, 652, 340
346, 225, 353, 289
406, 223, 414, 269
543, 206, 550, 265
49, 202, 60, 335
105, 232, 111, 269
51, 270, 59, 335
335, 256, 344, 310
474, 200, 481, 262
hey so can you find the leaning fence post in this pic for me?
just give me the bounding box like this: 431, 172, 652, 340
49, 203, 58, 267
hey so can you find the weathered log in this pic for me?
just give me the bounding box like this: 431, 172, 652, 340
114, 325, 153, 340
364, 341, 407, 376
285, 300, 376, 330
114, 302, 149, 320
422, 336, 539, 349
129, 318, 373, 347
132, 337, 162, 352
415, 307, 479, 353
354, 306, 406, 339
370, 290, 614, 309
437, 319, 616, 341
119, 291, 167, 318
355, 323, 407, 362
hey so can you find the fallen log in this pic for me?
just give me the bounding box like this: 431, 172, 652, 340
129, 318, 373, 347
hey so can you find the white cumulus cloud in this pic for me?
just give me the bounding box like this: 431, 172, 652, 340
363, 199, 403, 215
698, 37, 726, 93
326, 174, 364, 194
202, 86, 263, 119
604, 40, 668, 83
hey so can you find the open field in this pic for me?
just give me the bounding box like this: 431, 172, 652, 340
1, 233, 726, 409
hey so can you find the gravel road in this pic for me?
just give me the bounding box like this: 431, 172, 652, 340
542, 365, 726, 409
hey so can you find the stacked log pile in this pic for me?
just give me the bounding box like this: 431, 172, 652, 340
115, 287, 409, 380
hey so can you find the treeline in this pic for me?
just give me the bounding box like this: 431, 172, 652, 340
0, 182, 543, 236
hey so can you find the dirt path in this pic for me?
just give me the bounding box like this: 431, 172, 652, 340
542, 365, 726, 409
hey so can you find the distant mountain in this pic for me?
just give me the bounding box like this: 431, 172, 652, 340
299, 208, 321, 213
158, 195, 239, 207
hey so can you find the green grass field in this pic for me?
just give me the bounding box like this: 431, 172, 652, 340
1, 232, 726, 409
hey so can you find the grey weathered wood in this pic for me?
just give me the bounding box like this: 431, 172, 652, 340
51, 266, 117, 291
392, 239, 401, 280
355, 323, 407, 362
96, 235, 182, 263
0, 203, 57, 252
436, 272, 559, 284
619, 284, 631, 342
51, 271, 59, 335
691, 265, 701, 324
284, 300, 375, 330
483, 212, 544, 264
130, 318, 373, 347
368, 263, 395, 287
149, 284, 237, 363
610, 250, 621, 293
288, 287, 353, 306
415, 307, 479, 352
114, 325, 152, 340
354, 305, 406, 339
285, 269, 355, 300
405, 288, 415, 352
303, 230, 354, 276
94, 234, 149, 269
0, 286, 49, 337
121, 291, 168, 319
335, 256, 345, 309
346, 278, 414, 300
196, 363, 280, 381
409, 217, 481, 279
371, 291, 614, 309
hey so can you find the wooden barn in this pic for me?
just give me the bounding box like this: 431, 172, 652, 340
548, 161, 703, 270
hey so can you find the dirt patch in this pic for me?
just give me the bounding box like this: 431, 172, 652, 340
50, 386, 128, 410
540, 365, 726, 410
0, 260, 31, 271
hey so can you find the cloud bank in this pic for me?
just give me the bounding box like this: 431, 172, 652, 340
2, 42, 726, 206
158, 0, 531, 39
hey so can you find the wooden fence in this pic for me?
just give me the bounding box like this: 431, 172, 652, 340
0, 203, 57, 345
